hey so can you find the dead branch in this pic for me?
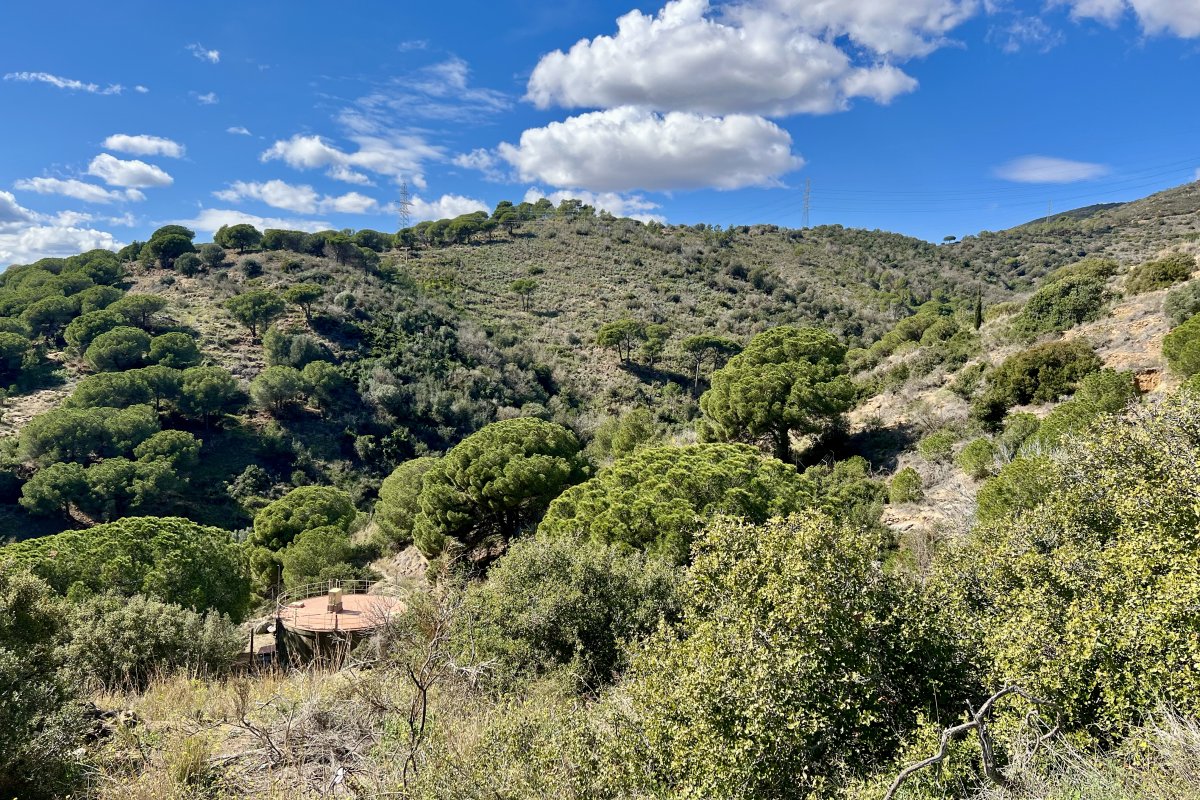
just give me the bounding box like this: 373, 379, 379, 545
883, 686, 1055, 800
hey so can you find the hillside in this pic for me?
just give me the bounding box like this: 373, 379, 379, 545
3, 182, 1200, 799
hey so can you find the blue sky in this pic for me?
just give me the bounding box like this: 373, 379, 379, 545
1, 0, 1198, 266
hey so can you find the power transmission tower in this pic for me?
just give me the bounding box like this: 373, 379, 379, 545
397, 180, 413, 230
802, 178, 811, 228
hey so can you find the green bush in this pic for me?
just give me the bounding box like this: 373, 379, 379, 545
458, 535, 680, 685
60, 594, 241, 690
917, 428, 958, 463
1163, 313, 1200, 376
607, 513, 967, 798
888, 467, 924, 503
955, 437, 996, 480
972, 340, 1102, 423
974, 455, 1057, 526
1012, 272, 1112, 339
949, 393, 1200, 734
1124, 252, 1195, 294
1164, 281, 1200, 325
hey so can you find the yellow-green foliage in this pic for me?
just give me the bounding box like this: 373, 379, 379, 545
1163, 313, 1200, 376
956, 437, 997, 480
917, 428, 959, 462
1125, 252, 1195, 294
605, 513, 964, 798
952, 394, 1200, 735
889, 467, 924, 503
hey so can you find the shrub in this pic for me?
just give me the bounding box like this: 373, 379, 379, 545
608, 513, 967, 798
1164, 281, 1200, 325
949, 394, 1200, 734
458, 535, 681, 685
972, 340, 1102, 423
888, 467, 924, 503
917, 428, 958, 463
1012, 272, 1112, 338
1124, 252, 1195, 294
956, 437, 996, 480
1163, 313, 1200, 376
60, 594, 241, 690
974, 455, 1056, 525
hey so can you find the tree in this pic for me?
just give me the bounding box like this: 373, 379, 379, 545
143, 228, 195, 269
148, 331, 202, 368
680, 334, 741, 393
250, 365, 308, 415
252, 485, 356, 550
214, 223, 262, 253
225, 289, 285, 338
108, 293, 168, 330
64, 309, 126, 351
0, 332, 31, 382
279, 526, 355, 589
509, 278, 537, 311
178, 365, 243, 424
412, 418, 588, 561
0, 517, 250, 619
699, 326, 855, 462
374, 456, 439, 548
540, 443, 816, 564
133, 429, 201, 471
596, 318, 645, 363
301, 360, 348, 409
325, 233, 357, 265
353, 229, 392, 252
19, 462, 89, 516
76, 284, 122, 314
282, 282, 324, 322
972, 340, 1102, 424
84, 326, 151, 371
22, 295, 75, 342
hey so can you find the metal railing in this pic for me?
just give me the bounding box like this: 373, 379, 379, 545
275, 579, 376, 611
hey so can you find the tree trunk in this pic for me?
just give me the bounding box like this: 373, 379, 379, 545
774, 427, 791, 463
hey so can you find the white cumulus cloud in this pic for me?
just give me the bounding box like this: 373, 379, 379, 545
213, 179, 380, 214
87, 154, 174, 188
0, 191, 122, 268
994, 155, 1110, 183
102, 133, 185, 158
1059, 0, 1200, 36
262, 133, 441, 187
525, 0, 939, 116
3, 71, 124, 95
497, 107, 802, 192
13, 177, 145, 204
171, 208, 331, 234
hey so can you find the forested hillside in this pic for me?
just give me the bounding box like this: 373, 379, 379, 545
3, 181, 1200, 799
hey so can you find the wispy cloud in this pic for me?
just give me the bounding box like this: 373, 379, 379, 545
995, 155, 1110, 183
4, 71, 124, 95
193, 91, 219, 105
214, 179, 380, 214
14, 177, 144, 204
226, 126, 252, 136
186, 43, 220, 63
